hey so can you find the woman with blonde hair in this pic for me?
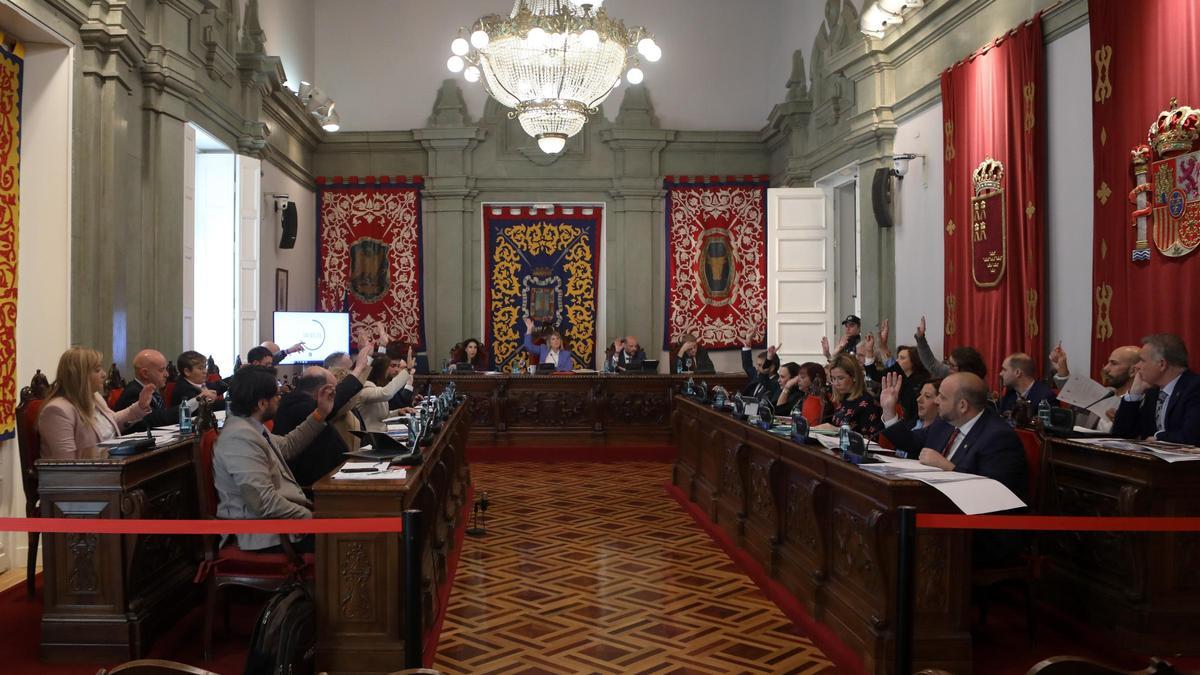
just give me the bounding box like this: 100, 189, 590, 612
817, 352, 883, 440
38, 347, 155, 459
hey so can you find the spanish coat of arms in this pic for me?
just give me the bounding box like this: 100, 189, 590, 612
1129, 98, 1200, 261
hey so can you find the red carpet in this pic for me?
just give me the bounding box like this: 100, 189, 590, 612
468, 443, 677, 462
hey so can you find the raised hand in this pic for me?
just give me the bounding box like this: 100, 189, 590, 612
315, 383, 336, 419
879, 319, 890, 349
879, 371, 902, 418
523, 317, 534, 332
767, 342, 781, 359
1049, 341, 1070, 377
864, 333, 876, 355
354, 341, 373, 374
836, 334, 849, 352
137, 383, 157, 412
613, 338, 624, 352
407, 344, 415, 366
917, 316, 926, 340
287, 342, 304, 354
821, 336, 831, 359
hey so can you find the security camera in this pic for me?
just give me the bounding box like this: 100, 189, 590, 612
892, 153, 918, 178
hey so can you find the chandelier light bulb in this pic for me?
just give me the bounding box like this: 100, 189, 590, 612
464, 65, 481, 83
527, 27, 547, 48
580, 29, 600, 48
447, 55, 465, 73
637, 38, 657, 57
626, 66, 644, 85
537, 134, 567, 154
471, 30, 490, 49
643, 43, 662, 62
451, 37, 470, 56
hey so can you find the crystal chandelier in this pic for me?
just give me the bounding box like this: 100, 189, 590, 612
447, 0, 661, 154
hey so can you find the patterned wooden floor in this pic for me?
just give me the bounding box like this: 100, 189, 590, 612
435, 462, 835, 675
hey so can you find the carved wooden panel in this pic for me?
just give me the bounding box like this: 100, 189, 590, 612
830, 507, 883, 597
504, 389, 589, 427
915, 534, 950, 614
604, 390, 671, 425
337, 540, 376, 623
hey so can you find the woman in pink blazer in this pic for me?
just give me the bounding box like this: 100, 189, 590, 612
38, 347, 155, 459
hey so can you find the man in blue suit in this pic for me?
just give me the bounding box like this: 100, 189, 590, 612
1113, 333, 1200, 445
997, 352, 1055, 415
881, 371, 1029, 565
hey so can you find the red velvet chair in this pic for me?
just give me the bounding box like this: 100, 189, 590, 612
107, 387, 124, 409
973, 426, 1046, 643
162, 381, 176, 407
193, 428, 313, 660
801, 395, 825, 426
15, 388, 46, 597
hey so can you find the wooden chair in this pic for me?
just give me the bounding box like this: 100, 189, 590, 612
192, 428, 313, 661
14, 369, 49, 597
96, 659, 220, 674
973, 425, 1047, 642
1026, 656, 1191, 675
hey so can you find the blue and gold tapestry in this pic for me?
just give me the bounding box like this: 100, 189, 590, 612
484, 205, 602, 370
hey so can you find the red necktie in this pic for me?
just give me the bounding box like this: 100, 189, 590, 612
941, 428, 960, 457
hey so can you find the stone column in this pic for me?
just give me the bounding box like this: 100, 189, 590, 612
414, 125, 485, 363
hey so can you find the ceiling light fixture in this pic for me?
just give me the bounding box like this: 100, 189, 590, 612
448, 0, 662, 154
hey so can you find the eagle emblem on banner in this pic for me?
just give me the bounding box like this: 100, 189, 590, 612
971, 157, 1007, 288
1129, 99, 1200, 261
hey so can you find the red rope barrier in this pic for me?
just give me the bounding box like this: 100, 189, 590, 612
917, 513, 1200, 532
0, 517, 403, 535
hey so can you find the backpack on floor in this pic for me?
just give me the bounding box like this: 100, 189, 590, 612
243, 581, 316, 675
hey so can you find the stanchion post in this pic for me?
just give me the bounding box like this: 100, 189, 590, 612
403, 509, 423, 669
896, 506, 917, 675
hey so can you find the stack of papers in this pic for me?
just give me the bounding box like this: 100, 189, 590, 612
98, 430, 181, 448
332, 461, 408, 480
862, 455, 1026, 514
1074, 437, 1200, 462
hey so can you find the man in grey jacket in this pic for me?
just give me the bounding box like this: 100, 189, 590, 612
213, 365, 335, 553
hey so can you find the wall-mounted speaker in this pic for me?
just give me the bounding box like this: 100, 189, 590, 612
279, 201, 298, 249
871, 167, 895, 228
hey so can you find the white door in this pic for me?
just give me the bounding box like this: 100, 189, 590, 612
767, 188, 833, 366
235, 155, 261, 359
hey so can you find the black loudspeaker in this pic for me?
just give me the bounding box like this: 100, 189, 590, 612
279, 201, 298, 249
871, 167, 895, 228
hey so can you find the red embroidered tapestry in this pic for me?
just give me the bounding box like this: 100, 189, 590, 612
940, 15, 1047, 388
0, 40, 22, 441
1089, 0, 1200, 373
663, 176, 769, 351
317, 177, 426, 350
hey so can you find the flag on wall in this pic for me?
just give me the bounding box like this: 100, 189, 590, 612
317, 176, 426, 350
0, 37, 23, 441
484, 205, 602, 370
663, 176, 769, 351
940, 15, 1047, 388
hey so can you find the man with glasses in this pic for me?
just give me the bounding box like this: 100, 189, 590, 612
212, 365, 336, 554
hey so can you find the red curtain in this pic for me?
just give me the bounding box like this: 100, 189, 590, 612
941, 15, 1047, 389
1089, 0, 1200, 374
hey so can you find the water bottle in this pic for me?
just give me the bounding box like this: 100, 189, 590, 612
441, 359, 449, 374
1037, 398, 1052, 428
511, 358, 521, 375
839, 423, 851, 459
179, 403, 193, 435
791, 407, 809, 443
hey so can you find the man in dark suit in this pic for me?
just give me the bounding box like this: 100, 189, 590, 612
115, 349, 218, 431
739, 336, 782, 403
608, 336, 647, 373
997, 352, 1055, 415
880, 374, 951, 458
1113, 333, 1200, 445
881, 372, 1029, 565
272, 347, 370, 487
171, 350, 225, 409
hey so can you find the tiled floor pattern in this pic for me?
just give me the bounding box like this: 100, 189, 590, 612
435, 461, 835, 675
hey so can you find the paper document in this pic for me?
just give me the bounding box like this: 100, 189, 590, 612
901, 472, 1027, 514
333, 461, 408, 480
1085, 395, 1120, 420
382, 415, 411, 424
1074, 437, 1200, 462
1057, 375, 1114, 410
1072, 425, 1107, 435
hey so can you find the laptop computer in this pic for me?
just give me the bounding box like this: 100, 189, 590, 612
640, 359, 660, 373
346, 430, 422, 464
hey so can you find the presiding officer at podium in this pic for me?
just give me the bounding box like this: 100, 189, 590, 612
523, 317, 573, 372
